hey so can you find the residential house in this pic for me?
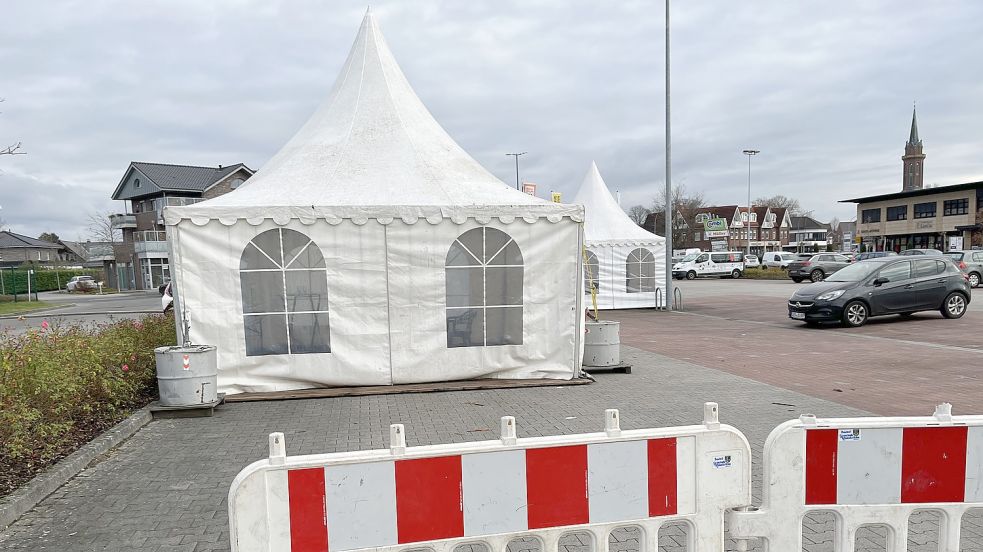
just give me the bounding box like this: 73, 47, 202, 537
56, 240, 88, 264
0, 231, 62, 268
644, 204, 792, 255
110, 161, 254, 290
788, 216, 832, 252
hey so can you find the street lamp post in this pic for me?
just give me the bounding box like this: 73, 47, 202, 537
505, 152, 527, 190
742, 149, 759, 262
664, 0, 674, 310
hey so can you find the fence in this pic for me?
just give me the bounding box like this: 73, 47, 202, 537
229, 403, 983, 552
229, 403, 750, 552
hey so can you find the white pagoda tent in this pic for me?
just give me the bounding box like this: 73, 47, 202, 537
573, 162, 666, 309
164, 11, 584, 394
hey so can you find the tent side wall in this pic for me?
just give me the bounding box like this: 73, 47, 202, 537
588, 241, 666, 310
167, 211, 582, 393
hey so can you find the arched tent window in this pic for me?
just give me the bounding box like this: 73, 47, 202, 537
626, 248, 656, 293
445, 227, 523, 348
584, 250, 599, 295
240, 228, 330, 356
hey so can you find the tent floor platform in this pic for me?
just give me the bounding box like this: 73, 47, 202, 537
224, 377, 592, 403
582, 362, 632, 374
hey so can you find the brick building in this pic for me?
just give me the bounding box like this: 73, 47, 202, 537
109, 162, 253, 290
644, 205, 792, 256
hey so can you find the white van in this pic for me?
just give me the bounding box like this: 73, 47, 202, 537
672, 251, 746, 280
760, 251, 799, 270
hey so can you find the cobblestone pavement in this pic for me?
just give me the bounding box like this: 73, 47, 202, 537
1, 345, 980, 551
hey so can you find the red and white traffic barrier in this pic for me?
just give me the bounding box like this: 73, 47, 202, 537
728, 403, 983, 552
229, 404, 751, 552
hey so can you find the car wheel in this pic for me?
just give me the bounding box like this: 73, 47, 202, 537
791, 277, 803, 283
969, 272, 981, 288
941, 292, 968, 319
731, 269, 742, 279
810, 269, 824, 283
686, 271, 696, 280
841, 300, 868, 327
761, 265, 768, 270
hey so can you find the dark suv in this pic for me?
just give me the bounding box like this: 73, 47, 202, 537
788, 257, 971, 327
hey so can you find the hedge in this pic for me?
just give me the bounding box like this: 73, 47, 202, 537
0, 313, 176, 495
0, 269, 104, 295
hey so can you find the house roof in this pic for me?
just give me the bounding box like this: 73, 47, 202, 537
192, 10, 545, 209
112, 162, 253, 200
58, 240, 88, 259
840, 179, 983, 203
573, 162, 663, 245
790, 215, 829, 230
0, 231, 62, 250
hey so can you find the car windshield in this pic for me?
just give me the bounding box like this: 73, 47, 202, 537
680, 254, 699, 262
824, 261, 879, 282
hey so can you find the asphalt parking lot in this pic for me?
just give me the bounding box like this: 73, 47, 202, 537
609, 278, 983, 415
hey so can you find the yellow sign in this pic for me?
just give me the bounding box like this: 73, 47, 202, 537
551, 192, 562, 203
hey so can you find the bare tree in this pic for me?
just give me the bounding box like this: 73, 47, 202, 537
651, 183, 706, 246
0, 99, 25, 156
86, 211, 119, 244
626, 205, 650, 226
753, 194, 811, 216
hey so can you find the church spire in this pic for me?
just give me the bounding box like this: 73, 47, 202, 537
908, 104, 920, 145
902, 104, 925, 191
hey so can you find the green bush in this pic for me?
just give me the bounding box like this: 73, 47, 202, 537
0, 313, 176, 463
0, 269, 103, 295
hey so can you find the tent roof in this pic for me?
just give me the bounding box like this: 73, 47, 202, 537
573, 162, 663, 245
193, 10, 545, 210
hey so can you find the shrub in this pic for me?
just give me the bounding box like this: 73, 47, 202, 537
0, 269, 103, 295
0, 313, 176, 463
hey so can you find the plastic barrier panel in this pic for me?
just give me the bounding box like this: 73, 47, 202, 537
229, 403, 750, 552
728, 403, 983, 551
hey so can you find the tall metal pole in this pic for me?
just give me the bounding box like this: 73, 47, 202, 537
742, 149, 759, 262
663, 0, 674, 310
505, 152, 527, 190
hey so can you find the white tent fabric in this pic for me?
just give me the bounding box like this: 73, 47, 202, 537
164, 11, 584, 394
573, 162, 666, 310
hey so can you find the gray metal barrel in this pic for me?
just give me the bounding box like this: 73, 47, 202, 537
583, 320, 621, 367
154, 345, 218, 406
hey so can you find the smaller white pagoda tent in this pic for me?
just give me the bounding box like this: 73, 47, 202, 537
573, 162, 666, 309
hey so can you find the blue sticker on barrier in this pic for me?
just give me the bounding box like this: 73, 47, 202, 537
839, 429, 861, 441
712, 455, 732, 468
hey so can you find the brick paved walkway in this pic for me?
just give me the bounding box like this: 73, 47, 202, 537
1, 345, 979, 551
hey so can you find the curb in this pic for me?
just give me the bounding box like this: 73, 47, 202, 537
1, 309, 159, 320
0, 304, 77, 320
0, 406, 154, 530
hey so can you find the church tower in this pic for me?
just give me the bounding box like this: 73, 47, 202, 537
902, 106, 925, 191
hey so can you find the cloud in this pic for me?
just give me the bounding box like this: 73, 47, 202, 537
1, 0, 981, 238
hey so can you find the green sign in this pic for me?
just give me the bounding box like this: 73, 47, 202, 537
704, 218, 727, 232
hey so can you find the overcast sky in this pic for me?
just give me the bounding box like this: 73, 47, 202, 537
2, 0, 982, 239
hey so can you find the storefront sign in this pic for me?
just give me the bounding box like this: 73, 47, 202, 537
711, 239, 729, 252
704, 218, 729, 238
949, 236, 964, 251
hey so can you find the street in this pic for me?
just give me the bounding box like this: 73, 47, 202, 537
0, 290, 162, 335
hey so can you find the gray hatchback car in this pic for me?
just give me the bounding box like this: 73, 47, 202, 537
945, 250, 983, 288
787, 253, 852, 283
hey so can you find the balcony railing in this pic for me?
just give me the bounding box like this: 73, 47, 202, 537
109, 213, 137, 229
155, 197, 202, 223
133, 230, 169, 255
133, 231, 167, 242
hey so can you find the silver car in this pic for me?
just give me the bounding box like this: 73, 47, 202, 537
945, 250, 983, 288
